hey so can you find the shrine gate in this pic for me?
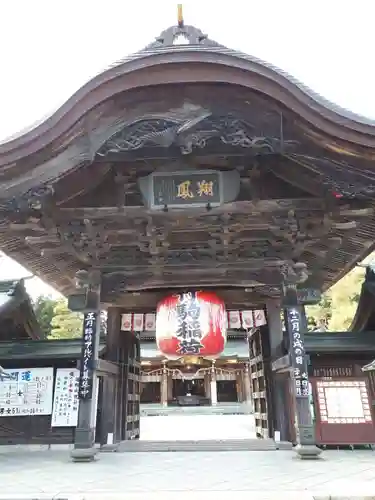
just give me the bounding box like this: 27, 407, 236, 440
1, 11, 375, 461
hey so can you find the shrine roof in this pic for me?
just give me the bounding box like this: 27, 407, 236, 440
1, 23, 375, 192
1, 24, 375, 154
1, 21, 375, 300
0, 279, 42, 341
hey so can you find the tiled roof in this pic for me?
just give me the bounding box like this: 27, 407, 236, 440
0, 338, 106, 361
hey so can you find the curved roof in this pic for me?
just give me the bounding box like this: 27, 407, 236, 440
1, 23, 375, 172
1, 23, 375, 298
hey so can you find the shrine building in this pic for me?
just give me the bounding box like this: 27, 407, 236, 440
1, 8, 375, 460
134, 309, 266, 406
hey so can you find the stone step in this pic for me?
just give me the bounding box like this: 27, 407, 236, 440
116, 438, 284, 452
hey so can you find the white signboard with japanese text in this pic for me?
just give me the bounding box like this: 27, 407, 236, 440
0, 367, 54, 417
317, 380, 372, 423
51, 368, 80, 427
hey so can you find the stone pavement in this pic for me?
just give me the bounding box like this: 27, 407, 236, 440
1, 448, 375, 499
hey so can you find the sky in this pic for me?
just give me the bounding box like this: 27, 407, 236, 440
0, 0, 374, 299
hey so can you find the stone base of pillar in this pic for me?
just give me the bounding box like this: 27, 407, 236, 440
100, 443, 120, 453
70, 446, 98, 462
71, 425, 98, 462
294, 444, 322, 460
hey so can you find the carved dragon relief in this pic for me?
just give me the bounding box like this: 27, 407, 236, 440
96, 114, 299, 157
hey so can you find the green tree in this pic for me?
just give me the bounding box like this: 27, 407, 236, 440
328, 266, 364, 331
306, 293, 332, 331
49, 299, 83, 339
306, 264, 365, 332
33, 295, 58, 338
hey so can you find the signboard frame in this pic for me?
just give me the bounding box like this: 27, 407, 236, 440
51, 368, 80, 427
149, 170, 224, 209
0, 367, 54, 417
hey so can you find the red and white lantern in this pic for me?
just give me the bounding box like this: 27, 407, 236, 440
156, 291, 227, 360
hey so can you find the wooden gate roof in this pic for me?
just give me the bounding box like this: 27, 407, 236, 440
1, 22, 375, 305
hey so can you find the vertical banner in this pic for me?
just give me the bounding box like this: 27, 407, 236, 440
78, 312, 98, 400
121, 313, 133, 331
144, 313, 156, 331
52, 368, 80, 427
228, 310, 241, 329
284, 307, 309, 398
241, 310, 254, 329
253, 309, 266, 327
133, 313, 144, 332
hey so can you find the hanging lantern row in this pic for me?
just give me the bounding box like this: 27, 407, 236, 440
121, 307, 267, 332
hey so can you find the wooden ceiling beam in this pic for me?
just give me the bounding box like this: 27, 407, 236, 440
56, 198, 328, 220
101, 259, 287, 273
102, 288, 269, 309
104, 270, 287, 293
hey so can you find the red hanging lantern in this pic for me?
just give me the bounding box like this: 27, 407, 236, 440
156, 291, 227, 360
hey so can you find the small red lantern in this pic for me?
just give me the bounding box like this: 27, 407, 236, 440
156, 291, 227, 360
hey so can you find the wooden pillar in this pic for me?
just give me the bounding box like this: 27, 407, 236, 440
71, 272, 101, 462
121, 328, 140, 440
99, 307, 121, 448
248, 326, 273, 439
204, 372, 211, 399
210, 361, 217, 406
236, 372, 243, 402
244, 364, 252, 403
120, 332, 131, 439
167, 371, 173, 401
265, 299, 287, 441
283, 282, 322, 460
161, 361, 168, 407
266, 299, 284, 355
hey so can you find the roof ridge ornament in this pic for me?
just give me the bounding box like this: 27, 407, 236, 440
177, 4, 184, 28
145, 4, 223, 49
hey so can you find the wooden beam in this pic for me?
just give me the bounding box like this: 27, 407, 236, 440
110, 273, 283, 292
272, 355, 291, 372
101, 259, 287, 273
57, 198, 328, 220
102, 290, 268, 309
94, 359, 119, 376
337, 208, 374, 217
